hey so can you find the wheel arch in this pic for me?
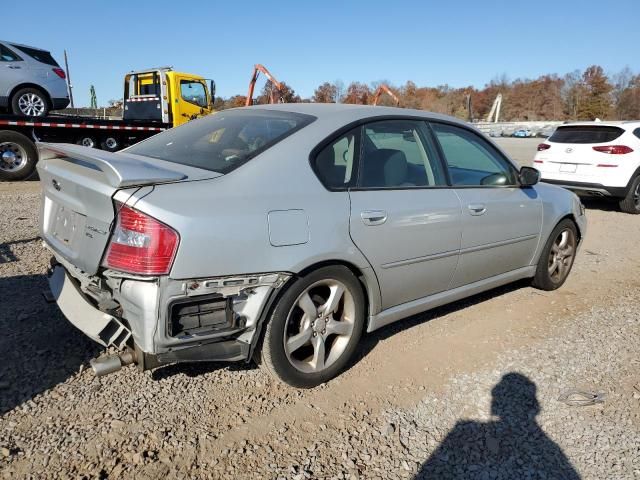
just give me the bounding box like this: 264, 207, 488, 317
247, 259, 380, 362
9, 83, 53, 109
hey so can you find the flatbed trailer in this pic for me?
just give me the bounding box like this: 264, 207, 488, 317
0, 67, 215, 180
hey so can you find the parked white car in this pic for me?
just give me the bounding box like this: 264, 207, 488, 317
535, 121, 640, 213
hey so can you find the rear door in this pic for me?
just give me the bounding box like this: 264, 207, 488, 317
429, 122, 542, 288
536, 125, 626, 181
346, 120, 462, 310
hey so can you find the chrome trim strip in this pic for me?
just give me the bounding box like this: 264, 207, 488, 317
460, 234, 539, 255
381, 249, 459, 269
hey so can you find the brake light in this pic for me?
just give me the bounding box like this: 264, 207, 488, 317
592, 145, 633, 154
537, 143, 551, 151
104, 203, 179, 275
52, 68, 66, 79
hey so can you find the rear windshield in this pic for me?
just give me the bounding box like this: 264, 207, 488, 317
11, 45, 59, 66
125, 109, 315, 174
548, 126, 624, 144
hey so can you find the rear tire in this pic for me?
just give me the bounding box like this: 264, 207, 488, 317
618, 175, 640, 214
532, 219, 578, 291
260, 266, 365, 388
76, 136, 97, 148
11, 87, 50, 117
100, 136, 121, 152
0, 130, 38, 180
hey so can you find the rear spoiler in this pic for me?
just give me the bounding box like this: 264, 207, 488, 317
37, 143, 187, 188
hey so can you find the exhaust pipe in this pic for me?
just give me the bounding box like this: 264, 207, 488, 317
90, 349, 136, 377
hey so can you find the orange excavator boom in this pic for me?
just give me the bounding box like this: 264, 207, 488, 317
372, 84, 400, 107
246, 64, 284, 106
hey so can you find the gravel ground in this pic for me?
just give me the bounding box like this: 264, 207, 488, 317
1, 142, 639, 478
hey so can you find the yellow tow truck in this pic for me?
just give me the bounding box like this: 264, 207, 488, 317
0, 66, 216, 180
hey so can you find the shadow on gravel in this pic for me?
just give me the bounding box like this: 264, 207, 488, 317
414, 373, 580, 479
0, 237, 41, 264
0, 274, 100, 415
151, 360, 258, 381
345, 279, 530, 376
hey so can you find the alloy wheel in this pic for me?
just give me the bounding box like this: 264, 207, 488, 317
283, 279, 356, 374
17, 93, 46, 116
547, 228, 576, 283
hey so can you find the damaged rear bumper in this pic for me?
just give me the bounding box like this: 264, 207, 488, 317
47, 262, 290, 373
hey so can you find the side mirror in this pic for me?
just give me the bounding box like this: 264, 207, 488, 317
519, 166, 540, 187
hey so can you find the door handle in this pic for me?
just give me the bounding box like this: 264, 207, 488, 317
468, 204, 487, 216
361, 210, 387, 226
6, 65, 21, 69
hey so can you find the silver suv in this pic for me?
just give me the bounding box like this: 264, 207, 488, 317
0, 40, 70, 116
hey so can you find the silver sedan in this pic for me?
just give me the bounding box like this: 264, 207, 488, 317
38, 104, 586, 387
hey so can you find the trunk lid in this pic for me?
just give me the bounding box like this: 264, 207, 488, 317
37, 143, 221, 275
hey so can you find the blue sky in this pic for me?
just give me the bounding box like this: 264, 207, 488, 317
5, 0, 639, 107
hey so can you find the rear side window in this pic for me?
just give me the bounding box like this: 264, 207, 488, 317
548, 126, 624, 144
0, 45, 21, 62
314, 130, 358, 190
11, 45, 59, 66
126, 109, 315, 174
359, 120, 446, 188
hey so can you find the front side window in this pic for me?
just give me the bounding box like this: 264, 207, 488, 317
126, 109, 315, 174
633, 128, 640, 141
358, 120, 446, 188
180, 80, 208, 108
431, 122, 517, 186
0, 45, 21, 62
314, 130, 357, 190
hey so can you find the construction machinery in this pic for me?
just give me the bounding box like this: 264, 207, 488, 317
485, 93, 503, 123
372, 84, 400, 107
246, 64, 286, 106
0, 67, 215, 180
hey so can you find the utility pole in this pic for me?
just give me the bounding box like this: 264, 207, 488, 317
64, 50, 74, 108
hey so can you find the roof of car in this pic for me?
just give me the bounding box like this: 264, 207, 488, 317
0, 40, 49, 51
559, 120, 640, 128
246, 102, 469, 126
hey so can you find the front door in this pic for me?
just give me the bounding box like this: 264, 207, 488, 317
347, 120, 462, 310
172, 74, 210, 126
429, 122, 542, 288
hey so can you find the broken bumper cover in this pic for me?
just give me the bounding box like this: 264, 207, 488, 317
48, 266, 131, 349
48, 263, 291, 368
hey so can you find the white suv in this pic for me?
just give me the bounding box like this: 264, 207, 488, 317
535, 122, 640, 214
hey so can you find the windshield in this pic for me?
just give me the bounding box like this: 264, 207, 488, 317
126, 109, 315, 174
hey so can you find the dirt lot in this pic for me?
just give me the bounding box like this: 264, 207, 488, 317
1, 139, 639, 479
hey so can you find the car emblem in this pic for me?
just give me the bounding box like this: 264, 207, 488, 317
565, 147, 573, 154
52, 179, 61, 191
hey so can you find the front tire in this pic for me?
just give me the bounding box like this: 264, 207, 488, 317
11, 87, 50, 117
532, 219, 578, 291
619, 175, 640, 214
260, 266, 365, 388
0, 130, 38, 180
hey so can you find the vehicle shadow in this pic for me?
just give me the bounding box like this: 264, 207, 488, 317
346, 279, 531, 374
414, 372, 580, 479
0, 274, 100, 415
581, 197, 620, 212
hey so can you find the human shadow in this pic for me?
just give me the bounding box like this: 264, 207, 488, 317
0, 274, 100, 415
415, 373, 580, 479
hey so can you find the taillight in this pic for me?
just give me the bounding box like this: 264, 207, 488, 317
537, 143, 551, 151
104, 203, 179, 275
592, 145, 633, 154
52, 68, 66, 79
